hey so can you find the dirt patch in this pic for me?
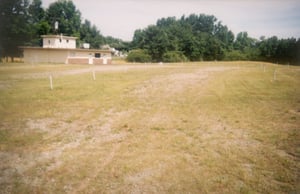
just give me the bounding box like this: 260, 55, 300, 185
132, 72, 208, 99
126, 166, 164, 194
132, 66, 235, 100
74, 142, 122, 193
0, 80, 14, 90
0, 108, 130, 192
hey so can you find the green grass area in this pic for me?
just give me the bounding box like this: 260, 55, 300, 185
0, 62, 299, 193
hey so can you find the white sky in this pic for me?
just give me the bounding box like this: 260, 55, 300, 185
42, 0, 300, 41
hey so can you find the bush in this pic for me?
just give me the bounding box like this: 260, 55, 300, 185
162, 51, 188, 62
224, 50, 248, 61
126, 49, 151, 63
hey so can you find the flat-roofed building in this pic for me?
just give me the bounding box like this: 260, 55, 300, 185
21, 35, 112, 65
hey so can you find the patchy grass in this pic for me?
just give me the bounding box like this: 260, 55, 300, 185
0, 62, 299, 193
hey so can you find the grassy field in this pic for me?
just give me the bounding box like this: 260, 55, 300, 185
0, 61, 299, 193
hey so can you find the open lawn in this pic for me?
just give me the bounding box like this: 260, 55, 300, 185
0, 61, 299, 193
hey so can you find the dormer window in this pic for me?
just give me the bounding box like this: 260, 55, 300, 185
66, 39, 69, 43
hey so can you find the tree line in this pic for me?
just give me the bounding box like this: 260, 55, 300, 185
1, 0, 299, 64
0, 0, 125, 62
128, 14, 300, 65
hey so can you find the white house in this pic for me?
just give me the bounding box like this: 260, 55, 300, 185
21, 34, 112, 65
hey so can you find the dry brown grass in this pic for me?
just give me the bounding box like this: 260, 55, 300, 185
0, 62, 299, 193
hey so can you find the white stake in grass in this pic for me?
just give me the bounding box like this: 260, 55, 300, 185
49, 75, 53, 90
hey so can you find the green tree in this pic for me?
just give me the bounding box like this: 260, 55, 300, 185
126, 49, 151, 62
142, 25, 170, 62
258, 36, 279, 62
105, 36, 128, 52
234, 32, 256, 51
162, 51, 187, 62
131, 29, 146, 49
214, 22, 234, 50
183, 14, 217, 34
205, 36, 224, 60
131, 14, 233, 62
27, 0, 49, 46
259, 37, 300, 65
224, 50, 247, 61
28, 0, 44, 23
46, 0, 81, 36
231, 32, 259, 60
296, 39, 300, 65
79, 19, 104, 49
0, 0, 31, 61
182, 33, 205, 61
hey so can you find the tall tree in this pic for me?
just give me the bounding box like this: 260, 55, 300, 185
258, 36, 279, 61
143, 25, 170, 61
131, 29, 146, 49
0, 0, 31, 61
214, 22, 234, 50
28, 0, 44, 23
79, 19, 104, 49
258, 37, 300, 64
28, 0, 50, 46
234, 32, 256, 51
46, 0, 81, 36
131, 14, 229, 62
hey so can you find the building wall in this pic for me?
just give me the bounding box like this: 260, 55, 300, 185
22, 48, 112, 65
23, 48, 69, 63
42, 36, 76, 49
69, 50, 94, 58
93, 58, 112, 65
67, 58, 89, 64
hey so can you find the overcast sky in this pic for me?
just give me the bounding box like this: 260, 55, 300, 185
42, 0, 300, 41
